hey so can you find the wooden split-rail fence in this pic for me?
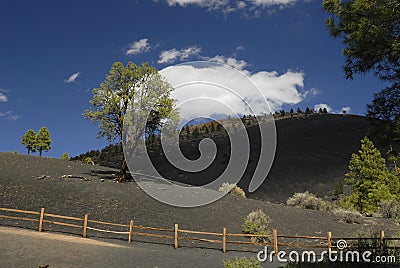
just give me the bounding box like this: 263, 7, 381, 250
0, 207, 397, 254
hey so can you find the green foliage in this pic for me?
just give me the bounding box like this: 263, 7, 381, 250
21, 129, 37, 155
83, 61, 174, 142
322, 0, 400, 82
83, 61, 176, 181
286, 191, 332, 211
242, 210, 270, 243
60, 152, 70, 160
343, 137, 399, 214
223, 257, 261, 268
36, 127, 51, 157
84, 157, 94, 165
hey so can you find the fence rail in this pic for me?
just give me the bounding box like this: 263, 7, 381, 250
0, 207, 397, 254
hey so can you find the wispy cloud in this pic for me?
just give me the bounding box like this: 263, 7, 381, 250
126, 38, 151, 55
160, 0, 304, 15
0, 92, 8, 102
64, 72, 81, 83
206, 55, 248, 70
341, 106, 351, 114
0, 111, 20, 121
158, 46, 201, 64
314, 103, 332, 113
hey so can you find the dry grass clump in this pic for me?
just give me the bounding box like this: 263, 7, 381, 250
333, 208, 362, 223
286, 191, 331, 211
218, 183, 246, 198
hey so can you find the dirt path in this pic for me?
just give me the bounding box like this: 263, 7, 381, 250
0, 227, 280, 268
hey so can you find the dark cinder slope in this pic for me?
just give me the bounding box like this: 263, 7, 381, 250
152, 114, 371, 203
246, 114, 370, 202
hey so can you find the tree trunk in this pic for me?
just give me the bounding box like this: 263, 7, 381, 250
118, 157, 128, 182
39, 149, 42, 157
27, 148, 30, 155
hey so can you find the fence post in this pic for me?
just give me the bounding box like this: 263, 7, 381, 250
380, 230, 385, 252
327, 231, 332, 254
273, 229, 278, 256
38, 208, 45, 232
222, 227, 227, 253
174, 224, 179, 249
83, 214, 88, 238
128, 220, 134, 243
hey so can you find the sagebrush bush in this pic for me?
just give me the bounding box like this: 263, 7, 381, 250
286, 191, 331, 211
218, 183, 246, 198
376, 199, 400, 219
223, 257, 261, 268
242, 210, 270, 243
333, 208, 362, 224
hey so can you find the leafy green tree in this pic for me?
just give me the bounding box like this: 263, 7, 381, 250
21, 129, 37, 155
60, 152, 70, 160
36, 127, 51, 157
192, 126, 200, 139
344, 137, 399, 214
83, 61, 175, 181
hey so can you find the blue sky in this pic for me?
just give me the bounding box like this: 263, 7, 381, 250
0, 0, 385, 158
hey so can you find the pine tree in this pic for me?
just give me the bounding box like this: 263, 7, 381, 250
280, 109, 286, 116
192, 126, 200, 139
36, 127, 51, 157
305, 107, 311, 114
322, 108, 328, 114
210, 123, 215, 132
344, 137, 399, 214
21, 129, 37, 155
297, 107, 303, 114
319, 108, 323, 113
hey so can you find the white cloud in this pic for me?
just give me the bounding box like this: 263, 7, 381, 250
0, 92, 8, 102
160, 63, 313, 122
341, 106, 351, 114
160, 0, 304, 14
166, 0, 228, 9
0, 111, 20, 120
207, 55, 248, 70
126, 38, 151, 55
251, 0, 298, 7
235, 45, 245, 51
158, 46, 201, 64
64, 72, 81, 83
314, 103, 332, 113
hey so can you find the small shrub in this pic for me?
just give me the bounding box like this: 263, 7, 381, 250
60, 152, 70, 160
333, 208, 362, 224
84, 156, 94, 165
376, 199, 400, 219
242, 210, 271, 243
218, 183, 246, 198
286, 191, 331, 211
223, 257, 261, 268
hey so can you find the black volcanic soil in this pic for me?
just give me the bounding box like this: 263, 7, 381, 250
0, 152, 397, 248
150, 114, 371, 203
